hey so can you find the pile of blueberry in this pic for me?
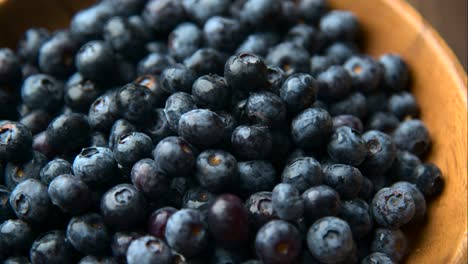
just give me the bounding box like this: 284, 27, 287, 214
0, 0, 445, 263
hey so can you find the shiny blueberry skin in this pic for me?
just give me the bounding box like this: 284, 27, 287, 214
329, 91, 367, 120
203, 16, 243, 52
291, 108, 333, 149
266, 42, 310, 75
393, 119, 431, 157
111, 232, 142, 263
5, 151, 47, 189
21, 74, 63, 112
255, 220, 302, 264
264, 65, 285, 94
320, 10, 359, 42
126, 236, 172, 264
366, 112, 400, 133
231, 125, 272, 160
332, 114, 363, 133
30, 230, 77, 264
46, 113, 90, 154
144, 108, 176, 144
328, 126, 367, 166
148, 207, 177, 239
9, 179, 51, 223
168, 23, 202, 61
412, 163, 444, 197
307, 216, 354, 264
130, 158, 170, 201
134, 74, 169, 107
237, 160, 276, 197
239, 0, 282, 28
0, 219, 33, 254
195, 149, 238, 193
0, 122, 33, 162
192, 74, 231, 110
165, 209, 208, 257
245, 191, 278, 230
272, 183, 304, 221
73, 147, 118, 187
100, 184, 146, 229
371, 228, 407, 262
164, 92, 198, 131
0, 186, 14, 222
362, 252, 395, 264
143, 0, 186, 35
70, 3, 113, 44
19, 110, 51, 135
325, 42, 358, 64
279, 73, 317, 114
344, 55, 382, 93
103, 16, 146, 61
152, 136, 197, 178
108, 119, 137, 150
388, 92, 420, 119
338, 199, 372, 239
372, 187, 416, 228
66, 213, 110, 255
38, 31, 77, 78
178, 109, 225, 148
207, 194, 250, 248
115, 83, 156, 124
113, 132, 153, 168
302, 185, 341, 222
183, 0, 231, 24
182, 187, 215, 211
184, 48, 225, 76
246, 91, 287, 127
281, 157, 322, 193
32, 131, 54, 159
391, 181, 426, 222
310, 55, 335, 77
137, 52, 176, 76
65, 79, 101, 114
387, 150, 421, 182
224, 53, 268, 92
379, 54, 409, 92
160, 64, 197, 94
324, 164, 363, 199
236, 33, 279, 57
48, 174, 91, 215
75, 41, 116, 83
316, 65, 352, 101
88, 92, 119, 133
360, 130, 397, 175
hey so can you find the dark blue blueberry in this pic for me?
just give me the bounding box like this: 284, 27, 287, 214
266, 42, 310, 75
195, 149, 238, 193
113, 132, 153, 168
231, 125, 272, 160
207, 194, 250, 248
192, 74, 231, 110
319, 10, 359, 42
265, 65, 285, 95
291, 108, 333, 149
168, 23, 202, 61
164, 92, 197, 131
237, 160, 276, 197
387, 150, 421, 182
302, 185, 341, 222
338, 199, 372, 239
245, 191, 278, 230
272, 183, 304, 221
362, 252, 395, 264
332, 114, 363, 133
316, 65, 352, 101
48, 174, 92, 215
358, 176, 375, 202
5, 151, 47, 189
0, 122, 32, 162
328, 126, 367, 166
131, 158, 170, 201
294, 0, 328, 24
279, 73, 317, 114
281, 157, 322, 193
152, 136, 197, 178
286, 24, 320, 53
325, 42, 358, 64
379, 54, 409, 92
88, 92, 119, 133
392, 119, 430, 157
21, 74, 63, 112
65, 79, 102, 114
134, 74, 169, 107
161, 64, 197, 94
165, 209, 208, 257
0, 185, 14, 222
90, 132, 108, 147
76, 41, 116, 83
108, 119, 137, 150
239, 0, 282, 29
0, 219, 33, 254
371, 228, 407, 262
178, 109, 225, 148
360, 130, 397, 175
388, 92, 420, 119
137, 52, 176, 76
66, 213, 110, 255
371, 187, 415, 228
46, 113, 90, 154
224, 53, 269, 92
344, 55, 382, 93
19, 110, 51, 135
3, 256, 31, 264
210, 247, 247, 264
144, 108, 176, 144
203, 16, 243, 52
246, 91, 287, 127
236, 32, 279, 57
73, 147, 118, 187
17, 28, 50, 64
30, 230, 77, 264
9, 179, 51, 223
148, 207, 177, 239
101, 184, 147, 229
366, 92, 389, 113
184, 48, 225, 76
412, 163, 444, 197
115, 83, 156, 124
103, 16, 146, 61
310, 55, 335, 77
255, 220, 302, 264
111, 232, 142, 263
78, 256, 117, 264
329, 91, 367, 120
69, 3, 113, 43
324, 164, 363, 199
366, 112, 400, 133
143, 0, 186, 35
106, 0, 146, 16
182, 187, 215, 211
182, 0, 231, 24
126, 236, 172, 264
38, 31, 77, 78
391, 181, 426, 222
32, 131, 55, 159
0, 48, 22, 85
269, 129, 293, 167
146, 41, 168, 54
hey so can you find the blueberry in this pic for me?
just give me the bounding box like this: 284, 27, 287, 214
412, 163, 444, 197
195, 149, 238, 193
101, 184, 146, 229
38, 31, 77, 78
372, 187, 415, 228
320, 10, 359, 42
236, 33, 279, 57
76, 41, 116, 83
19, 110, 51, 135
103, 16, 146, 61
391, 181, 426, 222
291, 108, 333, 149
0, 122, 33, 162
344, 55, 382, 93
78, 256, 117, 264
237, 160, 276, 197
366, 92, 389, 113
46, 113, 90, 154
48, 174, 91, 215
108, 119, 137, 150
160, 64, 197, 94
293, 0, 328, 24
182, 0, 231, 24
379, 54, 409, 92
324, 164, 363, 199
66, 213, 110, 255
316, 65, 352, 101
266, 42, 310, 75
70, 3, 113, 44
9, 179, 51, 223
73, 147, 118, 187
168, 25, 202, 63
281, 157, 322, 193
310, 55, 335, 77
134, 74, 169, 107
392, 119, 430, 157
152, 136, 197, 178
231, 125, 272, 160
328, 126, 367, 166
178, 109, 225, 148
371, 228, 407, 262
32, 131, 54, 159
246, 91, 287, 127
192, 74, 231, 110
203, 16, 243, 52
207, 194, 250, 248
307, 216, 354, 263
255, 220, 302, 264
0, 219, 33, 254
366, 112, 400, 133
388, 92, 420, 119
302, 185, 341, 222
17, 28, 49, 64
387, 150, 421, 182
164, 92, 197, 131
265, 65, 285, 95
361, 252, 395, 264
143, 0, 186, 35
165, 209, 208, 257
111, 232, 142, 263
332, 114, 363, 133
338, 199, 372, 239
0, 186, 14, 222
143, 108, 176, 144
3, 256, 31, 264
272, 183, 304, 221
239, 0, 282, 28
5, 151, 47, 189
182, 187, 215, 211
224, 53, 269, 92
325, 42, 358, 64
126, 236, 172, 264
115, 83, 156, 124
137, 52, 176, 76
64, 78, 100, 113
113, 132, 153, 167
130, 158, 170, 201
0, 89, 18, 120
148, 207, 177, 238
358, 176, 375, 202
210, 247, 247, 264
184, 48, 225, 76
279, 73, 317, 114
329, 92, 367, 120
30, 230, 77, 264
146, 41, 168, 54
245, 191, 278, 230
360, 130, 397, 175
21, 74, 63, 112
0, 48, 22, 85
90, 132, 108, 147
88, 92, 119, 133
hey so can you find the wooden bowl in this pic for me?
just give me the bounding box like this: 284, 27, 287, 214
1, 0, 466, 263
